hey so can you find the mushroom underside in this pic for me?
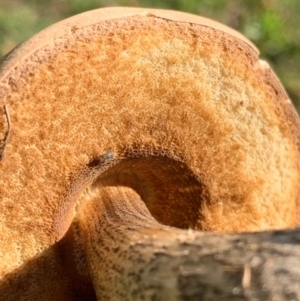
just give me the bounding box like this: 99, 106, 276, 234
2, 153, 300, 301
59, 154, 300, 301
0, 7, 300, 301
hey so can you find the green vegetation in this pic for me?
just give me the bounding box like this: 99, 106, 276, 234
0, 0, 299, 108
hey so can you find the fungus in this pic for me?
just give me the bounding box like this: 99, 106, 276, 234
0, 7, 300, 301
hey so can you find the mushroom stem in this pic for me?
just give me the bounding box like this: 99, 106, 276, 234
74, 186, 300, 301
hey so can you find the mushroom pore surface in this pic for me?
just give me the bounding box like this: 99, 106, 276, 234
0, 7, 300, 301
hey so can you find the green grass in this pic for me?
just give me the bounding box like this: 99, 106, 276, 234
0, 0, 299, 108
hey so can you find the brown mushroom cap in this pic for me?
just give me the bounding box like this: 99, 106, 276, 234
0, 7, 300, 300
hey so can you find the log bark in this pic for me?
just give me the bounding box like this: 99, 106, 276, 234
74, 185, 300, 301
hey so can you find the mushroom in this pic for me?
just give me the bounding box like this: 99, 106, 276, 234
0, 7, 300, 301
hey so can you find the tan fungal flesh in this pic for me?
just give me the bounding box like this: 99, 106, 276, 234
0, 7, 300, 300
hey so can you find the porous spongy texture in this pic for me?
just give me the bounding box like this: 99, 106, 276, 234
0, 12, 299, 279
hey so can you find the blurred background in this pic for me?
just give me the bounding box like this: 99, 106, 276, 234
0, 0, 299, 109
